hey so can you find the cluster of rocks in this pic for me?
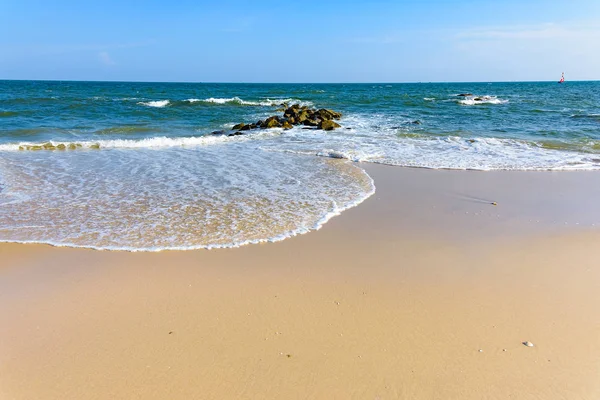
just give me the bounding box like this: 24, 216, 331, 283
212, 104, 343, 137
18, 142, 90, 151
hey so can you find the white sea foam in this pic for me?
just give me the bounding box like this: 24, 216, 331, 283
138, 100, 170, 108
458, 95, 508, 106
0, 130, 285, 152
135, 97, 312, 108
0, 146, 374, 251
201, 97, 312, 107
257, 114, 600, 171
2, 111, 599, 171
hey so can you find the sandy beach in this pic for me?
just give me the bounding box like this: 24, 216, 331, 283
1, 164, 600, 400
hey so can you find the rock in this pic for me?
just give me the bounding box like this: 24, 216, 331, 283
523, 341, 534, 347
42, 142, 55, 150
412, 120, 421, 125
303, 119, 319, 127
68, 143, 81, 150
89, 143, 100, 149
240, 124, 253, 131
228, 131, 244, 137
56, 143, 66, 150
211, 130, 226, 135
319, 120, 341, 131
296, 111, 310, 123
473, 97, 482, 101
282, 121, 293, 130
261, 116, 281, 128
458, 93, 473, 97
266, 119, 281, 128
256, 120, 264, 126
318, 108, 341, 120
232, 123, 245, 130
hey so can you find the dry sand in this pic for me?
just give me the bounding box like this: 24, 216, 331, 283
1, 164, 600, 399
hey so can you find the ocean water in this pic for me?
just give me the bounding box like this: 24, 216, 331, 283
1, 80, 599, 250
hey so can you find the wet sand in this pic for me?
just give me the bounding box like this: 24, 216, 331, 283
1, 164, 600, 399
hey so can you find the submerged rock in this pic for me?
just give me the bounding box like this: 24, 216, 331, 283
232, 123, 245, 130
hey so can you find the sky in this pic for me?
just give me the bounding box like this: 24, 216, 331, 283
1, 0, 599, 82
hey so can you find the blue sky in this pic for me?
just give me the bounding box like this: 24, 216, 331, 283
1, 0, 599, 82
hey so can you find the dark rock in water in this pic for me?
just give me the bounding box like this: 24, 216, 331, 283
317, 108, 342, 120
457, 93, 473, 97
211, 130, 226, 135
319, 120, 341, 131
473, 97, 482, 101
345, 127, 352, 130
263, 116, 281, 128
228, 103, 344, 134
228, 131, 244, 137
297, 111, 310, 123
301, 127, 314, 130
412, 120, 421, 125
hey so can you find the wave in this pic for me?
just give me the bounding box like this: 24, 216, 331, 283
0, 131, 285, 151
136, 97, 312, 108
138, 100, 170, 108
0, 148, 375, 251
458, 95, 508, 106
570, 113, 600, 121
0, 177, 375, 252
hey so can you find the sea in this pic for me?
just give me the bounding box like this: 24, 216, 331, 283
1, 80, 599, 251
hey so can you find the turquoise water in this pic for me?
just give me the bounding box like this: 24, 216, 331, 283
1, 80, 599, 250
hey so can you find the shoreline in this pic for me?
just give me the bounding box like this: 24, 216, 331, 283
2, 164, 600, 399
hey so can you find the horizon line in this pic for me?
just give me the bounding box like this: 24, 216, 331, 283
1, 78, 598, 85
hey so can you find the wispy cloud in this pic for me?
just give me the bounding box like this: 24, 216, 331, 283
98, 51, 116, 66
